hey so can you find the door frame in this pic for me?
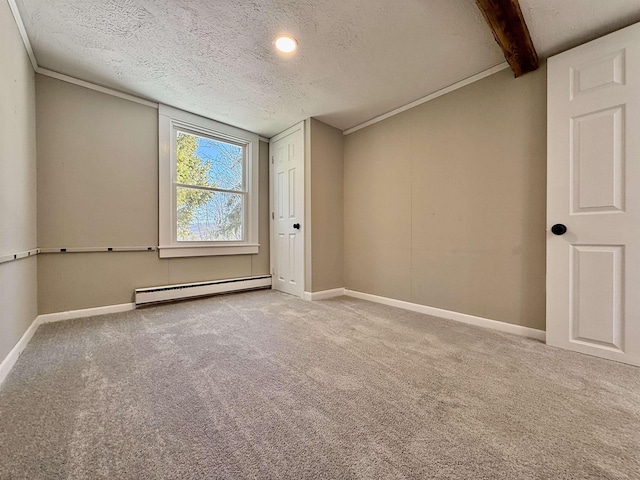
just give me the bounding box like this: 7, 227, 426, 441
269, 121, 306, 297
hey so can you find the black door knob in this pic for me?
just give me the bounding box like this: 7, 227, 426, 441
551, 224, 567, 235
293, 223, 301, 230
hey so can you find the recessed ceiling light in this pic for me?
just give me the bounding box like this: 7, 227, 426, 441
274, 35, 298, 53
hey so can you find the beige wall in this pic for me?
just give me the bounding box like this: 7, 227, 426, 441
344, 67, 547, 330
308, 119, 344, 292
36, 75, 269, 314
0, 2, 38, 361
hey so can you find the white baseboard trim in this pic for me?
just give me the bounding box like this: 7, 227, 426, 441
344, 289, 546, 341
0, 315, 40, 386
303, 288, 346, 301
1, 303, 137, 387
37, 303, 136, 324
2, 285, 284, 385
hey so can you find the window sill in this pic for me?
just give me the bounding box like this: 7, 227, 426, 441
158, 244, 259, 258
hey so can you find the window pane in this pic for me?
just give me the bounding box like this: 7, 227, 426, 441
176, 187, 244, 241
176, 130, 243, 191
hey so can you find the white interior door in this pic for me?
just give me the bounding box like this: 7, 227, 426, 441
270, 122, 305, 297
547, 23, 640, 366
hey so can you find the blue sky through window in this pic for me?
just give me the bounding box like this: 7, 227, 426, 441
193, 134, 243, 191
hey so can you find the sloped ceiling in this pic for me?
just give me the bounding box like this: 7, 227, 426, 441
15, 0, 640, 137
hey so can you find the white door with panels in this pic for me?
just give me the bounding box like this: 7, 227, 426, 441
547, 23, 640, 366
270, 122, 305, 297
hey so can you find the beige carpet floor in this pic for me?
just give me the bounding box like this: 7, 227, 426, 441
0, 290, 639, 479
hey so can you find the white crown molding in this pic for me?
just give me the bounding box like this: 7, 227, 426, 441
36, 68, 159, 109
7, 0, 506, 142
6, 0, 38, 70
6, 1, 161, 111
4, 2, 267, 135
36, 69, 271, 138
344, 289, 546, 341
343, 62, 510, 135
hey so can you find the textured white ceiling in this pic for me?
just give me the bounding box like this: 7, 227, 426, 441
15, 0, 640, 137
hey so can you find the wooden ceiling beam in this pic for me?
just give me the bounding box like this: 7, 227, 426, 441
476, 0, 539, 77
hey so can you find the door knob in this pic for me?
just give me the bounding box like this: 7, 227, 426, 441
293, 223, 301, 230
551, 224, 567, 235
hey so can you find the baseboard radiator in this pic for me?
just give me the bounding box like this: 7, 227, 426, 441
135, 275, 272, 305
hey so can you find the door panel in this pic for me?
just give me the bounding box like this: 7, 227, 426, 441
571, 50, 624, 97
270, 123, 304, 297
547, 23, 640, 366
288, 168, 296, 218
571, 245, 624, 350
572, 106, 624, 212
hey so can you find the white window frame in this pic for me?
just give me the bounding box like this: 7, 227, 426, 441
158, 104, 259, 258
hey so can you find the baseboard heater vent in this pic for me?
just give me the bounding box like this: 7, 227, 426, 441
135, 275, 272, 305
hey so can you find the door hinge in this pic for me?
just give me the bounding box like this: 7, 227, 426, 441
271, 212, 274, 220
271, 156, 274, 164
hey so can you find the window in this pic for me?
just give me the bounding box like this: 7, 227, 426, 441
158, 105, 259, 258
